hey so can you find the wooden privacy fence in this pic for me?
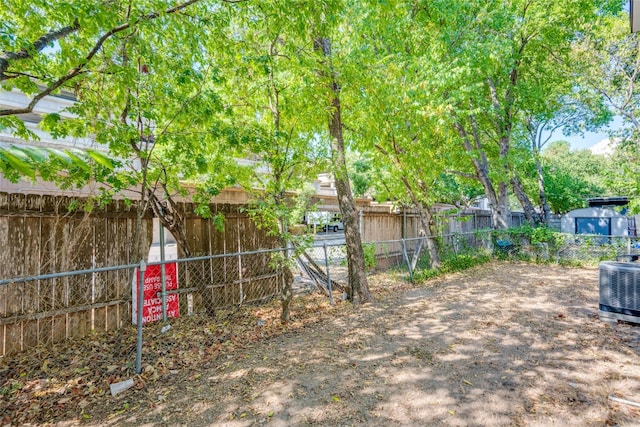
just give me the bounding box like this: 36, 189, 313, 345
175, 203, 286, 316
0, 192, 153, 279
0, 191, 527, 357
360, 206, 526, 243
0, 193, 282, 357
0, 193, 153, 355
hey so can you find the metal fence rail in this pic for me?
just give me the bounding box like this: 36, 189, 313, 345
0, 248, 287, 359
2, 229, 638, 370
554, 234, 639, 264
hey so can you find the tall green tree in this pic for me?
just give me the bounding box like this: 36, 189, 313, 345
572, 7, 640, 211
519, 96, 611, 224
342, 1, 449, 269
314, 33, 372, 304
0, 0, 380, 309
412, 0, 607, 229
541, 141, 608, 213
0, 0, 241, 260
0, 1, 247, 316
219, 2, 328, 321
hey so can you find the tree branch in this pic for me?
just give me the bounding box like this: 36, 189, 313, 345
0, 20, 81, 80
0, 0, 205, 118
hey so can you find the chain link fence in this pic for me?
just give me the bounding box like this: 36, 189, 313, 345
0, 263, 137, 357
299, 234, 488, 294
0, 248, 287, 367
553, 234, 640, 264
1, 230, 638, 374
299, 231, 640, 294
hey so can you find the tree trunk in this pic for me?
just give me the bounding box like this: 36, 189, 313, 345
493, 184, 511, 229
510, 173, 542, 226
147, 190, 220, 316
315, 36, 372, 304
278, 217, 293, 323
420, 209, 441, 269
131, 157, 153, 262
147, 190, 192, 257
334, 170, 372, 304
132, 205, 153, 263
400, 176, 441, 269
425, 216, 441, 268
496, 134, 512, 229
534, 155, 551, 225
454, 119, 510, 229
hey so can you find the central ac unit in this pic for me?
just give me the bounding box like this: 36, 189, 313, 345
599, 261, 640, 324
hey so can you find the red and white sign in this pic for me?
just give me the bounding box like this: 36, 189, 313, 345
132, 263, 180, 324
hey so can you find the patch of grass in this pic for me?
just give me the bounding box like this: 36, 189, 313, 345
362, 243, 378, 270
413, 252, 491, 282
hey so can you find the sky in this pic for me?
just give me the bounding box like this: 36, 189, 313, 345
555, 116, 625, 151
564, 129, 611, 150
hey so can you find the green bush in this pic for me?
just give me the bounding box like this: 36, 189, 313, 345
362, 243, 377, 270
491, 224, 561, 246
489, 225, 565, 262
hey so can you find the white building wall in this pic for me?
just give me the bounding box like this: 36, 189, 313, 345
561, 207, 628, 236
0, 89, 100, 150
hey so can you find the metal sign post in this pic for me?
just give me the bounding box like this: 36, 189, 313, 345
135, 260, 146, 374
159, 226, 168, 322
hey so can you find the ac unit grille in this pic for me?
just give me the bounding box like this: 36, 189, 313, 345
599, 262, 640, 324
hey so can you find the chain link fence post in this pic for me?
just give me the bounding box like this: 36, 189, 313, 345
401, 239, 413, 281
322, 242, 334, 306
159, 226, 168, 323
136, 260, 146, 375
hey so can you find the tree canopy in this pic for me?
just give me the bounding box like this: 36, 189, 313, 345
0, 0, 637, 233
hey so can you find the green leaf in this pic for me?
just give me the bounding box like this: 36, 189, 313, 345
0, 149, 36, 179
12, 146, 47, 163
47, 148, 74, 166
40, 113, 62, 132
66, 150, 91, 172
86, 149, 116, 170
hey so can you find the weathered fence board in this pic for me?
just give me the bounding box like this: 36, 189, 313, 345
1, 191, 526, 357
2, 192, 291, 356
361, 208, 520, 243
0, 193, 155, 355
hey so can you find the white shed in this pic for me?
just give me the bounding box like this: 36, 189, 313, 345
561, 207, 629, 236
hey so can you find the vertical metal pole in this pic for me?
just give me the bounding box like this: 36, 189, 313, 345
136, 260, 146, 375
238, 253, 244, 305
403, 209, 406, 239
159, 225, 167, 322
283, 222, 290, 261
283, 223, 290, 297
323, 242, 334, 306
401, 239, 413, 281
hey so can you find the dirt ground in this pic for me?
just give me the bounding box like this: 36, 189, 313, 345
3, 262, 640, 426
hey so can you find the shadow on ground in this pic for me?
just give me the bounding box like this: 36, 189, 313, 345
85, 262, 640, 426
2, 262, 640, 426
